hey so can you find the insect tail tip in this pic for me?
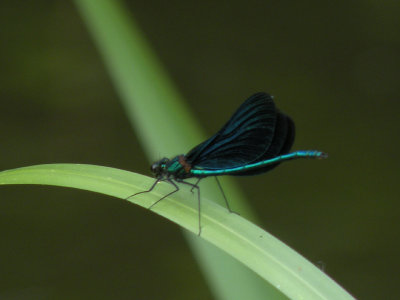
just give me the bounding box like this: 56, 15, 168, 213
318, 152, 328, 159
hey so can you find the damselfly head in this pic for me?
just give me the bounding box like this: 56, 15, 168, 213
150, 157, 169, 178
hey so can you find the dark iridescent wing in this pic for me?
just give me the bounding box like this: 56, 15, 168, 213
186, 92, 278, 169
232, 111, 295, 176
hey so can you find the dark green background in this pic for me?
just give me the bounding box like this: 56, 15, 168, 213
1, 1, 399, 299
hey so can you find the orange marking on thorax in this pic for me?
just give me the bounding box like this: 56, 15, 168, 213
178, 155, 192, 173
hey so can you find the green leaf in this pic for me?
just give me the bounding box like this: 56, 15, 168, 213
74, 1, 280, 298
57, 0, 351, 300
0, 164, 353, 299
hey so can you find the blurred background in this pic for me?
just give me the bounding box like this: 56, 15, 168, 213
1, 0, 399, 299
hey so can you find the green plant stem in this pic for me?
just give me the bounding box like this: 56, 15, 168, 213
70, 0, 355, 299
74, 0, 283, 299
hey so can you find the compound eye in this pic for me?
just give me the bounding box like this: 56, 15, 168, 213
150, 163, 158, 173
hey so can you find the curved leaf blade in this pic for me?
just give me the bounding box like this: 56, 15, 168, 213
0, 164, 354, 300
